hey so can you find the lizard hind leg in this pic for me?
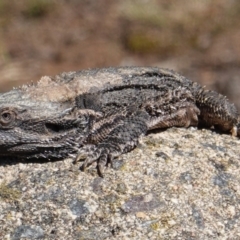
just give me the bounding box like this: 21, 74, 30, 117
146, 102, 200, 130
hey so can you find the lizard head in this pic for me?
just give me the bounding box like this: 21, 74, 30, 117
0, 102, 99, 160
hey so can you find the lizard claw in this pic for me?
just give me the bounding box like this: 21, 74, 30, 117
97, 163, 105, 178
74, 145, 110, 177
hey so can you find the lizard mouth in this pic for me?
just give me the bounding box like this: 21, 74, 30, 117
2, 141, 77, 160
0, 127, 80, 159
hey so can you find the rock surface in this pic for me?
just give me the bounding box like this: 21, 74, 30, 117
0, 127, 239, 239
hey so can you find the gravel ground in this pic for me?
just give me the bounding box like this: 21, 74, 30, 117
0, 127, 239, 240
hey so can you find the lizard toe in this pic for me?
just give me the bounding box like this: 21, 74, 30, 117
78, 146, 112, 177
96, 149, 112, 177
73, 144, 97, 164
80, 156, 99, 172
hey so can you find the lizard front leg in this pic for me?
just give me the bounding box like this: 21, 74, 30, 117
74, 111, 148, 177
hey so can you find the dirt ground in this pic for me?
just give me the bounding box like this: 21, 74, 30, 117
0, 0, 240, 108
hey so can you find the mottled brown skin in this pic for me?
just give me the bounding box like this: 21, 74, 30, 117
0, 67, 239, 176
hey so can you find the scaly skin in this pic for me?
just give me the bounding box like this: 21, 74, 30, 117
0, 67, 238, 176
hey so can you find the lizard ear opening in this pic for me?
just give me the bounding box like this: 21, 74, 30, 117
45, 122, 65, 133
44, 115, 90, 133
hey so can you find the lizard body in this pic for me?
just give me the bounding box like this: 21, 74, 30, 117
0, 67, 238, 176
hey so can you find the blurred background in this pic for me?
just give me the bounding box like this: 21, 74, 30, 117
0, 0, 239, 108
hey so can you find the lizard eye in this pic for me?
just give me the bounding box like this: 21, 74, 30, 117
0, 110, 15, 126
